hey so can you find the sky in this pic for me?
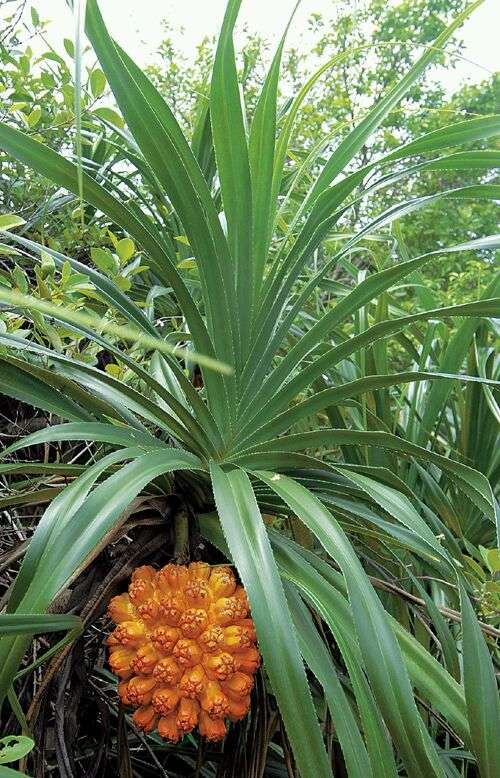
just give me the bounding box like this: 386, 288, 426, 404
3, 0, 499, 93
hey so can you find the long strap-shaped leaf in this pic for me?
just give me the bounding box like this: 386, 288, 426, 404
270, 530, 470, 745
248, 3, 299, 306
2, 347, 205, 455
316, 488, 454, 580
0, 123, 213, 361
0, 289, 221, 447
113, 45, 239, 364
191, 94, 216, 184
239, 429, 496, 530
242, 298, 500, 428
0, 463, 87, 477
242, 194, 499, 411
273, 544, 400, 778
284, 582, 373, 778
459, 584, 500, 777
201, 514, 471, 764
414, 319, 489, 450
7, 447, 146, 612
202, 510, 384, 772
48, 325, 219, 451
256, 456, 461, 575
85, 0, 236, 430
257, 472, 445, 778
1, 422, 164, 459
0, 614, 81, 638
236, 370, 499, 448
0, 448, 202, 710
209, 464, 333, 778
33, 447, 195, 596
0, 359, 93, 423
303, 0, 485, 208
288, 118, 500, 273
85, 0, 234, 325
240, 233, 500, 421
49, 366, 202, 450
269, 45, 375, 235
0, 354, 144, 431
58, 373, 203, 452
0, 337, 143, 433
365, 150, 500, 193
200, 516, 422, 778
382, 114, 500, 164
256, 117, 500, 342
211, 0, 253, 362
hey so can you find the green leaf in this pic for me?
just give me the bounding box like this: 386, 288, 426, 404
0, 215, 25, 231
0, 421, 165, 459
284, 582, 373, 778
1, 352, 125, 423
177, 258, 196, 269
272, 540, 398, 778
211, 0, 253, 356
91, 246, 118, 274
409, 575, 460, 682
248, 5, 298, 302
383, 115, 500, 164
209, 464, 333, 778
1, 329, 219, 453
116, 237, 134, 262
245, 297, 500, 428
0, 449, 202, 709
336, 470, 455, 572
0, 360, 92, 422
413, 274, 500, 450
44, 450, 200, 600
0, 735, 34, 765
0, 286, 232, 375
1, 233, 215, 436
8, 449, 147, 612
0, 126, 210, 364
85, 9, 240, 438
257, 472, 446, 778
201, 516, 397, 778
460, 585, 500, 777
270, 46, 370, 230
240, 428, 496, 528
0, 614, 81, 638
11, 265, 28, 293
84, 1, 237, 403
244, 222, 500, 416
272, 530, 470, 745
90, 66, 106, 97
237, 369, 499, 449
63, 38, 75, 58
26, 107, 41, 128
92, 106, 124, 127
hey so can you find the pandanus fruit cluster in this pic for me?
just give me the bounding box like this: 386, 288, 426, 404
107, 562, 260, 741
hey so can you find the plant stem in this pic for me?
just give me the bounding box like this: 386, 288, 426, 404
173, 508, 189, 563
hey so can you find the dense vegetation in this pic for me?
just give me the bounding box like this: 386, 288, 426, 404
0, 0, 498, 776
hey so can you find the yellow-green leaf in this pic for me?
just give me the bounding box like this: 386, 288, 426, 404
0, 215, 26, 231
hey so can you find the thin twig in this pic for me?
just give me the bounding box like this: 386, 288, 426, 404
370, 576, 500, 639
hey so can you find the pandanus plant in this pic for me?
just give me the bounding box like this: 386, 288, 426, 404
0, 0, 499, 775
